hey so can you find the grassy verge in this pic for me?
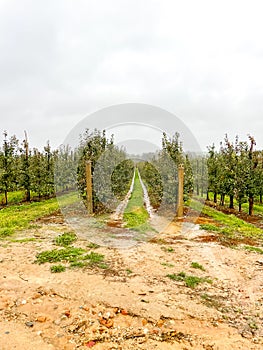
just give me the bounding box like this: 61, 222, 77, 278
0, 193, 77, 238
190, 199, 263, 244
123, 169, 150, 230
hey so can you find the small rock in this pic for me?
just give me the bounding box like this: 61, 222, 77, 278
121, 309, 128, 315
25, 321, 34, 328
142, 318, 148, 326
64, 310, 71, 318
53, 319, 61, 326
36, 316, 47, 323
99, 318, 114, 328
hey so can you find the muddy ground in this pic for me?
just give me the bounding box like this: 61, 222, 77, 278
0, 212, 262, 350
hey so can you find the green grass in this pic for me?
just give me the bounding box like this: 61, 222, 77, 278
9, 237, 37, 243
199, 223, 220, 232
244, 245, 263, 254
50, 264, 66, 273
191, 262, 205, 271
191, 199, 263, 243
35, 247, 86, 264
55, 232, 77, 247
0, 191, 25, 205
123, 169, 150, 230
0, 193, 77, 238
166, 271, 212, 288
36, 246, 108, 271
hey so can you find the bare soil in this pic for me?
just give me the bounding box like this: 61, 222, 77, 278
0, 212, 262, 350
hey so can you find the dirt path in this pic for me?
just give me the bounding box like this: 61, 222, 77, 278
0, 213, 262, 349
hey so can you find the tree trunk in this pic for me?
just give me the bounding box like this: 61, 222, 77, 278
248, 196, 254, 216
4, 190, 8, 206
213, 192, 217, 204
206, 191, 210, 201
229, 194, 234, 209
25, 189, 31, 202
238, 202, 242, 212
220, 194, 225, 206
260, 193, 262, 204
196, 183, 199, 196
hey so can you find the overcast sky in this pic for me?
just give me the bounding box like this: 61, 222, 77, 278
1, 0, 263, 153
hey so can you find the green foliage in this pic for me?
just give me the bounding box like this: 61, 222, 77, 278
0, 132, 19, 205
191, 262, 205, 271
50, 264, 66, 273
54, 145, 77, 193
111, 159, 134, 200
138, 161, 163, 209
55, 232, 77, 247
206, 135, 262, 214
167, 271, 212, 288
192, 155, 208, 197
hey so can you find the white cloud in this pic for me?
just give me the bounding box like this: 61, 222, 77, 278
0, 0, 263, 151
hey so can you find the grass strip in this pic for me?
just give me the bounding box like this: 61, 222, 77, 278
123, 169, 149, 229
191, 199, 263, 241
0, 193, 77, 238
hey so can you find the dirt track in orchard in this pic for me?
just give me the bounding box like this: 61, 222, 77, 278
0, 211, 263, 350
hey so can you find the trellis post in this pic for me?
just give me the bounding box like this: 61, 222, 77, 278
86, 160, 93, 214
177, 163, 184, 219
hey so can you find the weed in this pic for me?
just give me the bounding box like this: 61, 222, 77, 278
50, 264, 66, 273
126, 268, 133, 274
191, 262, 205, 271
35, 247, 85, 264
244, 245, 263, 254
70, 261, 87, 268
83, 251, 104, 265
161, 246, 174, 253
98, 263, 108, 269
87, 242, 100, 249
161, 262, 174, 268
167, 272, 212, 288
55, 232, 77, 247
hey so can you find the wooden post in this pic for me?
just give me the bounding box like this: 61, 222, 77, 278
86, 160, 93, 214
177, 164, 184, 218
